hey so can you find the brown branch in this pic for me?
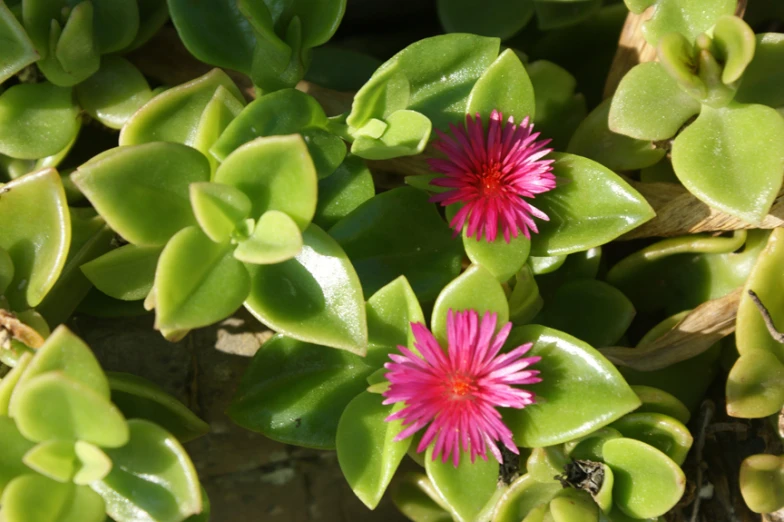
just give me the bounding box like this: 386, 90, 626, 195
599, 288, 741, 371
748, 289, 784, 343
603, 8, 658, 99
0, 310, 45, 350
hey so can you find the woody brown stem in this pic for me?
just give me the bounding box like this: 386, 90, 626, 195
747, 289, 784, 343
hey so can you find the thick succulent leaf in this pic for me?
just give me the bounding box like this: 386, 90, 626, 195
234, 210, 303, 264
336, 392, 411, 509
37, 1, 100, 87
391, 472, 453, 522
228, 335, 374, 449
0, 246, 13, 295
726, 349, 784, 418
639, 0, 736, 45
493, 474, 562, 522
631, 385, 691, 424
0, 168, 70, 309
463, 228, 530, 283
189, 182, 252, 243
735, 33, 784, 107
73, 143, 210, 247
12, 373, 129, 447
22, 440, 79, 483
351, 109, 431, 160
329, 187, 463, 303
527, 60, 586, 150
1, 475, 105, 522
0, 82, 79, 160
214, 135, 317, 230
602, 438, 686, 519
75, 56, 152, 130
80, 244, 162, 301
739, 454, 784, 514
0, 417, 35, 495
366, 276, 425, 367
466, 49, 535, 122
550, 489, 600, 522
313, 155, 375, 229
430, 264, 509, 346
153, 226, 250, 332
610, 412, 693, 465
108, 372, 210, 443
93, 419, 202, 522
0, 2, 38, 83
244, 224, 368, 354
501, 325, 641, 447
564, 427, 623, 462
437, 0, 533, 39
73, 441, 112, 485
533, 0, 603, 30
531, 153, 655, 256
609, 63, 701, 141
0, 352, 32, 415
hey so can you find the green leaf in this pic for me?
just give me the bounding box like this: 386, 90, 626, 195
0, 417, 35, 495
550, 489, 600, 522
228, 335, 374, 449
12, 373, 128, 447
234, 210, 303, 264
73, 142, 211, 247
189, 182, 252, 243
430, 264, 509, 345
0, 1, 38, 84
639, 0, 736, 45
501, 325, 641, 447
0, 168, 71, 310
391, 472, 453, 522
425, 446, 500, 522
463, 225, 531, 282
244, 224, 368, 354
602, 438, 686, 519
108, 372, 210, 443
81, 244, 162, 301
301, 127, 347, 179
15, 325, 109, 398
493, 474, 562, 522
336, 392, 411, 509
735, 33, 784, 107
726, 349, 784, 418
329, 187, 463, 303
214, 135, 318, 230
1, 475, 105, 522
0, 246, 13, 296
23, 440, 78, 483
564, 427, 623, 461
712, 15, 756, 84
93, 419, 202, 522
75, 56, 153, 130
313, 155, 375, 229
351, 109, 431, 160
119, 69, 244, 148
73, 441, 112, 485
631, 385, 691, 424
346, 62, 410, 130
526, 446, 568, 483
540, 279, 635, 348
609, 63, 701, 141
672, 103, 784, 225
366, 276, 425, 367
466, 49, 535, 122
154, 226, 250, 332
531, 153, 655, 256
528, 60, 586, 150
567, 98, 664, 171
437, 0, 533, 40
0, 352, 32, 416
0, 82, 80, 160
39, 1, 100, 87
611, 412, 693, 465
533, 0, 603, 30
739, 454, 784, 514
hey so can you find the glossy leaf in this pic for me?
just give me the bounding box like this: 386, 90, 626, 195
602, 438, 686, 519
228, 335, 374, 449
108, 372, 210, 443
437, 0, 533, 40
1, 474, 105, 522
501, 325, 641, 447
0, 82, 79, 160
526, 446, 568, 483
735, 33, 784, 107
329, 187, 462, 303
0, 2, 38, 83
244, 224, 368, 354
430, 264, 509, 346
726, 349, 784, 418
0, 417, 35, 495
351, 109, 431, 160
609, 63, 701, 141
73, 441, 112, 485
672, 103, 784, 224
37, 1, 100, 87
0, 168, 70, 309
493, 474, 562, 522
466, 49, 535, 122
610, 412, 693, 465
80, 244, 162, 302
638, 0, 736, 45
12, 373, 128, 447
464, 226, 531, 284
550, 489, 600, 522
391, 472, 453, 522
568, 98, 664, 171
73, 143, 210, 246
631, 386, 691, 424
531, 153, 655, 256
564, 427, 623, 462
366, 276, 425, 367
0, 352, 32, 416
527, 60, 586, 150
214, 135, 317, 230
119, 69, 244, 148
337, 392, 410, 509
739, 454, 784, 514
0, 246, 13, 295
189, 182, 251, 243
313, 155, 375, 229
234, 210, 303, 264
154, 226, 250, 332
425, 446, 499, 522
346, 63, 410, 131
93, 419, 202, 522
22, 440, 78, 482
540, 279, 635, 348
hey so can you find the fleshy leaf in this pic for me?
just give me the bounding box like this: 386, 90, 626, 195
93, 419, 202, 522
313, 155, 375, 229
501, 325, 641, 447
610, 412, 693, 465
639, 0, 736, 46
726, 350, 784, 418
463, 226, 531, 282
351, 109, 431, 160
228, 335, 374, 449
437, 0, 533, 40
466, 49, 535, 122
0, 2, 38, 83
22, 440, 78, 483
0, 417, 35, 495
80, 244, 162, 301
493, 474, 562, 522
391, 472, 453, 522
631, 385, 691, 424
108, 372, 210, 443
609, 63, 701, 141
550, 489, 600, 522
1, 475, 105, 522
189, 182, 252, 243
154, 226, 250, 332
671, 103, 784, 225
531, 153, 655, 256
73, 441, 112, 485
0, 168, 71, 310
739, 454, 784, 514
366, 276, 425, 367
73, 143, 210, 246
735, 33, 784, 107
329, 187, 463, 303
244, 224, 368, 354
336, 392, 411, 509
234, 210, 303, 264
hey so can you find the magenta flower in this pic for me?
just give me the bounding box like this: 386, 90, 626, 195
428, 110, 556, 243
382, 309, 541, 467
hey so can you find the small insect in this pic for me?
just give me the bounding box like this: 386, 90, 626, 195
556, 459, 605, 495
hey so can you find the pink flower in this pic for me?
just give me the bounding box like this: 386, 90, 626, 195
428, 110, 556, 243
382, 309, 541, 467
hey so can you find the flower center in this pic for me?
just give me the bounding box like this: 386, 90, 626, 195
447, 373, 478, 399
477, 162, 504, 197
